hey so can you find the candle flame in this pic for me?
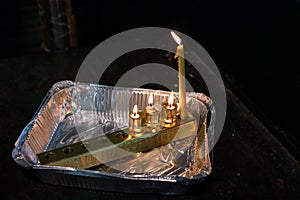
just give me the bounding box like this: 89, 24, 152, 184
148, 93, 153, 106
168, 92, 174, 106
133, 105, 138, 115
171, 31, 182, 45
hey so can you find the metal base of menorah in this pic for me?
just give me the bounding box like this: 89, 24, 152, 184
12, 81, 214, 194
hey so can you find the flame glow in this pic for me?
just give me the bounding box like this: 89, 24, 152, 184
133, 105, 138, 115
171, 31, 182, 45
148, 93, 153, 106
168, 92, 174, 106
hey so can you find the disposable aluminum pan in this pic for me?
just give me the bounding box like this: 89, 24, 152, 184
12, 80, 215, 195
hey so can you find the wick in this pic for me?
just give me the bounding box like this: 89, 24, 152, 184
170, 110, 173, 123
132, 118, 135, 135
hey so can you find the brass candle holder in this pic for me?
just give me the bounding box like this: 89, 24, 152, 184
161, 92, 177, 128
145, 94, 161, 132
129, 105, 144, 137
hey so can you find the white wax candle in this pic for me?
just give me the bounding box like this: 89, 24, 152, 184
171, 31, 187, 120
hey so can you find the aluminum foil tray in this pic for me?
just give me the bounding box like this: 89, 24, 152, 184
12, 80, 215, 195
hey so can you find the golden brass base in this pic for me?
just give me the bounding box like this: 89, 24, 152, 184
37, 113, 197, 169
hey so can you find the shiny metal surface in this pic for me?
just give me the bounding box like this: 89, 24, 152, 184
12, 80, 215, 194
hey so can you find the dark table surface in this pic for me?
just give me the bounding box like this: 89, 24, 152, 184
1, 47, 299, 200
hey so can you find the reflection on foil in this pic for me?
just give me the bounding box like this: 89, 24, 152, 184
12, 81, 214, 194
46, 111, 126, 150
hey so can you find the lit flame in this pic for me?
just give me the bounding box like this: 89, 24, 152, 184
133, 105, 138, 116
171, 31, 182, 45
148, 93, 153, 106
168, 92, 174, 106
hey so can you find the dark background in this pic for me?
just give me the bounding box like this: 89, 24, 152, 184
0, 1, 299, 199
0, 0, 299, 153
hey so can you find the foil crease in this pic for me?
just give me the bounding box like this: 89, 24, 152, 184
12, 81, 215, 194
